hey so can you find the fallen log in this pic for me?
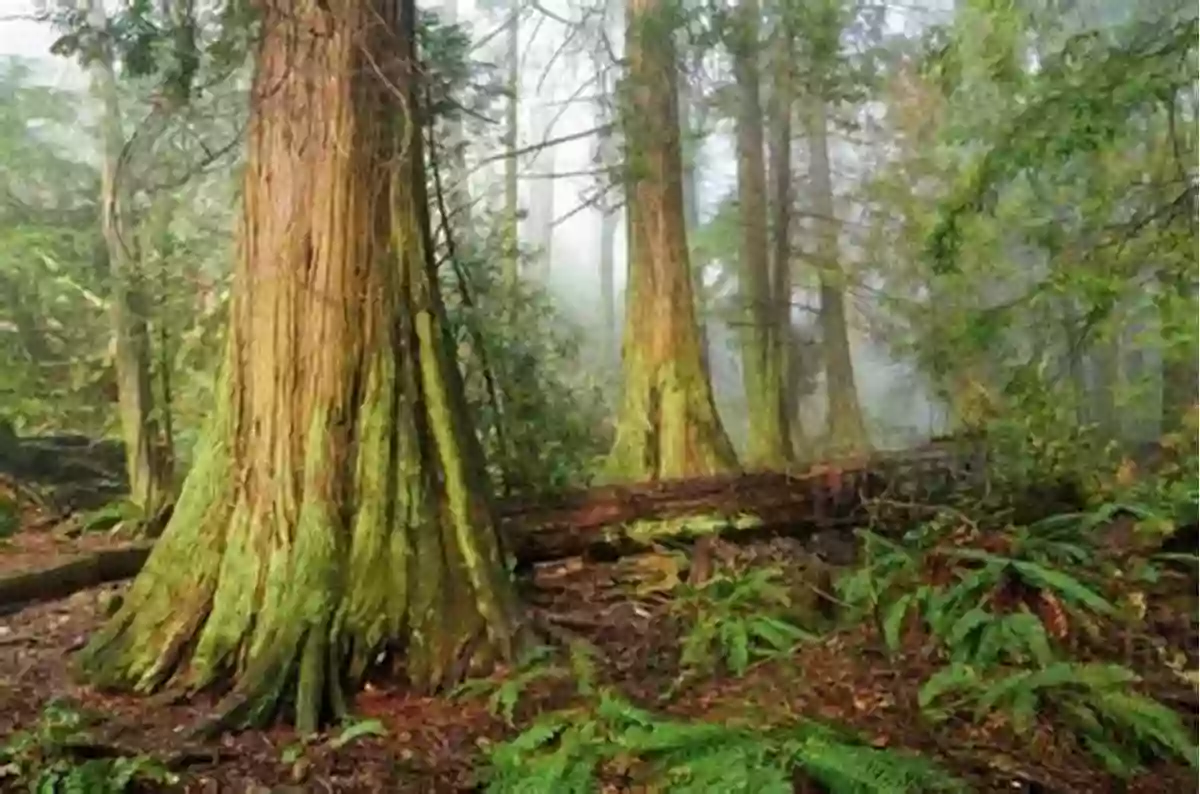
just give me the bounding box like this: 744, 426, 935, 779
0, 543, 153, 615
501, 446, 979, 564
0, 445, 978, 611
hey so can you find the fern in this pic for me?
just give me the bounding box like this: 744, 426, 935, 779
452, 645, 570, 725
851, 502, 1197, 778
919, 661, 1198, 776
673, 567, 818, 679
484, 689, 965, 794
0, 701, 177, 792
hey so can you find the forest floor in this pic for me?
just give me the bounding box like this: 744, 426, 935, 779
1, 507, 1197, 793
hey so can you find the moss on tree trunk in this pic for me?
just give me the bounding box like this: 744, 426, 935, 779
76, 0, 524, 734
606, 0, 738, 481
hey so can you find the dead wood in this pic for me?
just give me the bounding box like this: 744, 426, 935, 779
0, 445, 977, 610
501, 446, 975, 564
0, 543, 153, 613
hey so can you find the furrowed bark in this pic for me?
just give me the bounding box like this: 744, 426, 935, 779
76, 0, 524, 733
606, 0, 739, 481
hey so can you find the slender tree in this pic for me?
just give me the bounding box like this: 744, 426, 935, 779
591, 0, 622, 362
528, 103, 557, 281
730, 0, 791, 467
607, 0, 738, 480
503, 0, 521, 284
767, 6, 803, 454
77, 0, 524, 732
805, 98, 870, 455
439, 0, 474, 229
89, 0, 174, 519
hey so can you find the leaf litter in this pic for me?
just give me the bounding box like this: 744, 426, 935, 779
0, 526, 1195, 793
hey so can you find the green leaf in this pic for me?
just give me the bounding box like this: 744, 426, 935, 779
919, 664, 979, 711
330, 717, 386, 749
882, 593, 915, 652
1011, 561, 1116, 615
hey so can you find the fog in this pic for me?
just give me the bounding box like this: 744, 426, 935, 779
0, 0, 956, 452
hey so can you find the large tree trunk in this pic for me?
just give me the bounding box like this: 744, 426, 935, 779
91, 4, 173, 519
77, 0, 524, 734
606, 0, 739, 480
731, 0, 790, 468
804, 101, 869, 456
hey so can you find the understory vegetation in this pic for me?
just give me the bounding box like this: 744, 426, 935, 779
447, 456, 1197, 792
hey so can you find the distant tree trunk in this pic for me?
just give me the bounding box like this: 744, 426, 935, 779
731, 0, 789, 467
77, 0, 524, 733
91, 6, 173, 518
143, 196, 179, 477
599, 200, 618, 357
1160, 267, 1199, 433
768, 14, 802, 456
503, 0, 521, 284
1088, 333, 1121, 438
440, 0, 473, 231
607, 0, 739, 480
678, 62, 711, 372
528, 106, 556, 282
593, 4, 621, 366
804, 100, 869, 455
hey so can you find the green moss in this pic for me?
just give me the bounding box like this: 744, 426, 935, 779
76, 313, 523, 733
623, 512, 763, 544
605, 353, 739, 483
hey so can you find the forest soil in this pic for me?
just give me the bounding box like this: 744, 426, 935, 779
0, 533, 1195, 792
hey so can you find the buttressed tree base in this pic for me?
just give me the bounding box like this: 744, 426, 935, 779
75, 0, 524, 733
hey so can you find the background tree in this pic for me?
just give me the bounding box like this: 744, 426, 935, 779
86, 0, 173, 520
728, 0, 791, 468
606, 0, 738, 480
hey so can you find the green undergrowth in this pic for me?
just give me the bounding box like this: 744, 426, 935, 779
461, 648, 966, 794
483, 691, 966, 794
0, 699, 177, 793
837, 495, 1198, 777
463, 474, 1197, 791
457, 569, 963, 793
670, 565, 819, 685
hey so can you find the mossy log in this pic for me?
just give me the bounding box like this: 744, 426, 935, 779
0, 446, 977, 612
503, 446, 976, 563
0, 543, 153, 614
